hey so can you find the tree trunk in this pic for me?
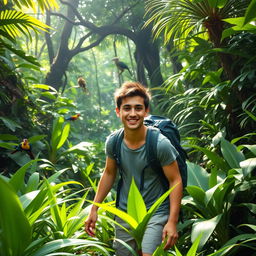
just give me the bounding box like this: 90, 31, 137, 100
45, 0, 78, 90
135, 27, 164, 88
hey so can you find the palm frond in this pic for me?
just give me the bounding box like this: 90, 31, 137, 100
0, 10, 51, 41
3, 0, 58, 12
145, 0, 250, 48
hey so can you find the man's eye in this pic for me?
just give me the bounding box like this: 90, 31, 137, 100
135, 106, 143, 110
123, 106, 130, 111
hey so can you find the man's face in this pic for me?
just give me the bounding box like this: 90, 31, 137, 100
116, 96, 149, 131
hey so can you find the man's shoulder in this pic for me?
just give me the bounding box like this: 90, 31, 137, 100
106, 128, 123, 145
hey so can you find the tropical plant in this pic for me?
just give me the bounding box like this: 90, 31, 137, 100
145, 0, 249, 52
90, 178, 178, 253
177, 133, 256, 254
0, 159, 112, 256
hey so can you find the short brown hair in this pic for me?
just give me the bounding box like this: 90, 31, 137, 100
114, 82, 151, 109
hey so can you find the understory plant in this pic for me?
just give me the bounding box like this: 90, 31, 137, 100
0, 159, 112, 256
177, 133, 256, 255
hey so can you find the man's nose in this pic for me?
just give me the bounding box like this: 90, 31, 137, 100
130, 108, 136, 115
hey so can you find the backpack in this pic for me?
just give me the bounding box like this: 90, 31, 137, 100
111, 115, 188, 206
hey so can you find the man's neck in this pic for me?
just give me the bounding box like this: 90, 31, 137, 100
123, 125, 147, 149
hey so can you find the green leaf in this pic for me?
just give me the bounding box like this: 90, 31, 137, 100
189, 145, 230, 171
244, 0, 256, 25
9, 159, 40, 193
51, 117, 64, 151
216, 0, 228, 8
28, 135, 47, 143
187, 233, 202, 255
0, 116, 22, 132
127, 178, 147, 223
187, 161, 209, 190
134, 186, 176, 245
0, 178, 31, 256
212, 234, 256, 256
186, 186, 206, 205
61, 141, 93, 156
25, 172, 40, 193
30, 239, 109, 256
191, 214, 222, 249
0, 134, 19, 140
238, 224, 256, 232
240, 158, 256, 176
207, 0, 218, 8
237, 203, 256, 214
223, 17, 245, 27
220, 138, 245, 169
56, 122, 70, 149
41, 91, 57, 100
88, 201, 138, 229
0, 142, 17, 150
242, 145, 256, 155
2, 40, 41, 65
244, 110, 256, 121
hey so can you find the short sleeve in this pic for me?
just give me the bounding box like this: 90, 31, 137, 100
105, 133, 115, 159
157, 133, 179, 166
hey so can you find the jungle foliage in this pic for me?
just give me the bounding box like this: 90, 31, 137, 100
0, 0, 256, 255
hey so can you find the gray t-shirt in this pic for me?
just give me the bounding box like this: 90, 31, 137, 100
106, 129, 178, 214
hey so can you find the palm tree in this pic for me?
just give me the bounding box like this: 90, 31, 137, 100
145, 0, 250, 80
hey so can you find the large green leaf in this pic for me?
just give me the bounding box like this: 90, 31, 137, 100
61, 141, 93, 156
211, 234, 256, 256
0, 116, 22, 132
56, 122, 70, 149
189, 145, 230, 171
242, 145, 256, 155
191, 214, 222, 249
9, 159, 40, 193
134, 186, 175, 245
220, 138, 245, 169
187, 161, 209, 190
0, 178, 31, 256
0, 134, 19, 140
240, 158, 256, 176
0, 141, 17, 150
28, 135, 47, 143
89, 200, 138, 229
127, 178, 147, 223
46, 181, 63, 230
244, 0, 256, 25
30, 239, 109, 256
186, 186, 205, 205
2, 40, 41, 65
187, 233, 203, 255
51, 117, 64, 151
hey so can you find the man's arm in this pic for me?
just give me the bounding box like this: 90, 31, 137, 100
162, 160, 183, 249
85, 156, 117, 236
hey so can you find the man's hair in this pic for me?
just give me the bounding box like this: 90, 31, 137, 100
114, 81, 151, 109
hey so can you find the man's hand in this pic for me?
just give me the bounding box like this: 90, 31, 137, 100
162, 221, 178, 250
84, 209, 98, 237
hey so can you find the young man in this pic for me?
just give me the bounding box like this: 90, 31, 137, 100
85, 82, 183, 256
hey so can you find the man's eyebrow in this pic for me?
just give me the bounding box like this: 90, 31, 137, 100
122, 104, 143, 107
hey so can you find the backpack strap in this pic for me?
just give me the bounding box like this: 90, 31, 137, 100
144, 127, 169, 190
145, 127, 160, 169
111, 128, 124, 207
112, 128, 124, 167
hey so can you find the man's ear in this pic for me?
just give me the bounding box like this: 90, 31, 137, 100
115, 107, 120, 117
145, 107, 150, 116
